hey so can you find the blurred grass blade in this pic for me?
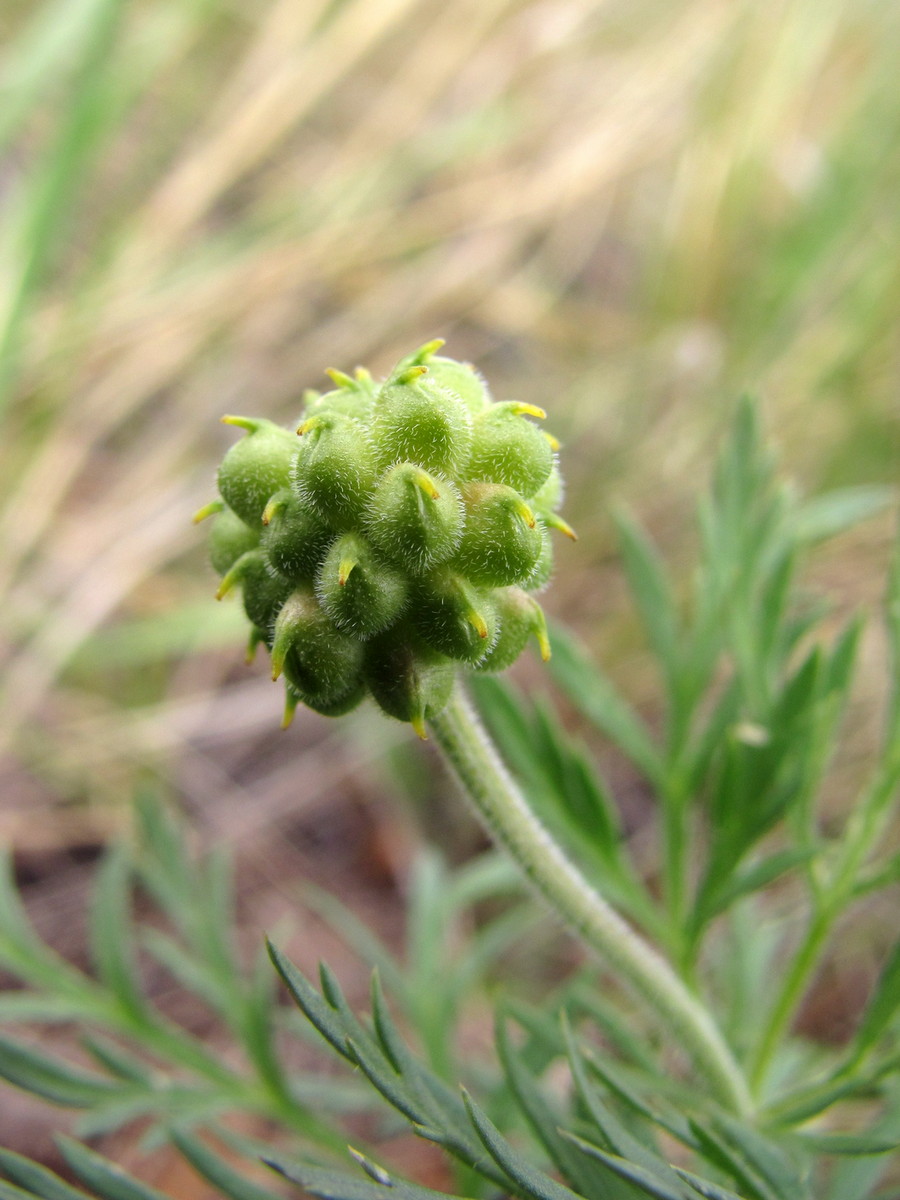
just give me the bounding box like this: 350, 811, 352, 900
0, 0, 125, 412
0, 1146, 91, 1200
790, 486, 895, 544
0, 0, 115, 150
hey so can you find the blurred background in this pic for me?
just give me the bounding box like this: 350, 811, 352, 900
1, 0, 899, 1174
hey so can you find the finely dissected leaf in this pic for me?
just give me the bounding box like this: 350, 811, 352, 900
613, 507, 683, 698
269, 945, 503, 1183
688, 1116, 811, 1200
132, 791, 192, 912
563, 1021, 696, 1200
708, 1115, 808, 1200
686, 1125, 781, 1200
824, 1086, 900, 1200
671, 1168, 748, 1200
266, 1155, 471, 1200
558, 1131, 712, 1200
74, 1095, 189, 1141
240, 944, 290, 1102
850, 937, 900, 1063
495, 1017, 618, 1199
141, 929, 224, 1010
581, 1049, 697, 1149
547, 626, 665, 788
462, 1089, 584, 1200
699, 849, 813, 919
0, 994, 104, 1023
0, 853, 91, 994
81, 1035, 150, 1086
267, 941, 360, 1058
0, 1147, 92, 1200
168, 1128, 284, 1200
89, 848, 146, 1022
57, 1140, 170, 1200
0, 1183, 39, 1200
793, 1132, 899, 1157
0, 1033, 124, 1108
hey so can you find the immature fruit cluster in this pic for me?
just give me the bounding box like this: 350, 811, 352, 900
196, 340, 575, 736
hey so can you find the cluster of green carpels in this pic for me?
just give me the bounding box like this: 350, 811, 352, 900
196, 340, 574, 735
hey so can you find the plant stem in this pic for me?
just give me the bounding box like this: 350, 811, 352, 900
428, 683, 753, 1117
748, 908, 831, 1095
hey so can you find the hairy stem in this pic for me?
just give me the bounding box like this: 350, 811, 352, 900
428, 683, 753, 1117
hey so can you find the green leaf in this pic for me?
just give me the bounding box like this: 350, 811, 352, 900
168, 1128, 284, 1200
886, 531, 900, 747
81, 1035, 151, 1085
849, 937, 900, 1063
580, 1049, 698, 1149
0, 994, 105, 1023
269, 945, 502, 1185
671, 1168, 748, 1200
265, 1155, 469, 1200
699, 849, 813, 919
794, 1132, 898, 1157
563, 1021, 696, 1200
90, 847, 146, 1022
462, 1089, 584, 1200
267, 941, 357, 1059
0, 1183, 40, 1200
547, 626, 665, 789
0, 1033, 123, 1108
57, 1140, 170, 1200
688, 1116, 810, 1200
790, 486, 895, 544
495, 1017, 617, 1199
559, 1131, 718, 1200
613, 507, 682, 697
141, 930, 224, 1010
0, 1147, 91, 1200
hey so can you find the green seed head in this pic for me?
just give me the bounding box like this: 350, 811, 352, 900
202, 504, 260, 575
475, 587, 550, 672
366, 462, 464, 573
465, 402, 554, 497
217, 549, 292, 634
371, 368, 472, 476
453, 482, 543, 587
412, 567, 498, 664
217, 416, 298, 527
261, 489, 331, 584
526, 522, 555, 592
364, 628, 456, 738
395, 339, 491, 415
272, 588, 365, 708
200, 343, 571, 732
421, 357, 490, 416
293, 411, 377, 529
316, 531, 409, 638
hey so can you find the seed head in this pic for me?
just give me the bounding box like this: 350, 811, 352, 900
200, 342, 573, 733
